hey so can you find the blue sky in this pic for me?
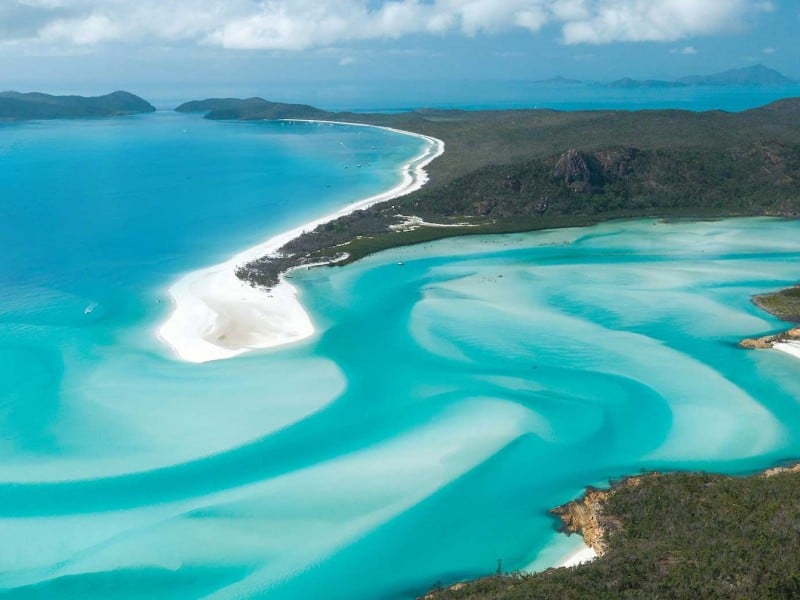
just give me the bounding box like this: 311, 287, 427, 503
0, 0, 797, 102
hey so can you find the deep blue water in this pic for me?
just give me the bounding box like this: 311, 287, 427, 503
0, 94, 799, 599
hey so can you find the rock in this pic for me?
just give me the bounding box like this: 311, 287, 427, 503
553, 149, 593, 193
550, 478, 641, 556
552, 148, 613, 194
739, 327, 800, 349
739, 337, 774, 349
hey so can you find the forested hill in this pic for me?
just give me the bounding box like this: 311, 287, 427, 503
422, 466, 800, 600
175, 97, 330, 121
0, 91, 155, 120
177, 96, 800, 288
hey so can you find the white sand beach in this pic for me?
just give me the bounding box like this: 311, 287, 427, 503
158, 122, 444, 363
558, 545, 598, 568
774, 340, 800, 361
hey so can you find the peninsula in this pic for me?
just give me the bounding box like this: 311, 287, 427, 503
175, 97, 800, 289
0, 90, 155, 120
422, 464, 800, 599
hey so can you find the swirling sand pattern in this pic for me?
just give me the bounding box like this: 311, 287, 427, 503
2, 201, 800, 598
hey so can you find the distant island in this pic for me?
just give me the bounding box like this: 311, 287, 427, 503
0, 91, 155, 120
176, 97, 329, 121
608, 64, 796, 89
498, 64, 798, 89
677, 64, 796, 87
530, 76, 583, 86
175, 95, 800, 289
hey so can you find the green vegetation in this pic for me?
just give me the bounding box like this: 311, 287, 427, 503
0, 91, 155, 120
188, 96, 800, 287
423, 467, 800, 600
175, 97, 329, 120
754, 285, 800, 322
176, 95, 800, 598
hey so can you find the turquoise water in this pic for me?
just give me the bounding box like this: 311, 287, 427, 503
1, 110, 800, 599
149, 82, 800, 113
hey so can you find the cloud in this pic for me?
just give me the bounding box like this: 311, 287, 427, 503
762, 46, 775, 54
670, 45, 697, 55
0, 0, 776, 51
561, 1, 769, 44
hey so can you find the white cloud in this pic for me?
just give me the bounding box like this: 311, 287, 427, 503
0, 0, 776, 51
670, 45, 697, 55
762, 46, 775, 54
561, 1, 768, 44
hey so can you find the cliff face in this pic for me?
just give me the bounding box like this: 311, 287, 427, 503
552, 149, 597, 193
551, 478, 642, 555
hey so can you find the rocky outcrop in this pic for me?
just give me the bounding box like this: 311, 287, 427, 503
739, 327, 800, 349
594, 146, 639, 177
553, 149, 597, 193
551, 478, 644, 555
552, 147, 639, 194
762, 462, 800, 477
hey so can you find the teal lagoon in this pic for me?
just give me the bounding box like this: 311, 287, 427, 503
1, 112, 800, 599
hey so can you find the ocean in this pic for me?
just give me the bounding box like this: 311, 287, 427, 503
1, 91, 799, 598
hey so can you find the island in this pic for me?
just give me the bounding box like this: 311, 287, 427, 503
678, 64, 797, 87
605, 64, 797, 89
0, 90, 156, 120
421, 464, 800, 599
174, 96, 800, 289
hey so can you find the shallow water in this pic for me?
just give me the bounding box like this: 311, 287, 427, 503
1, 112, 800, 599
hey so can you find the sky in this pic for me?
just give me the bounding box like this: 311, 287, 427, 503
0, 0, 798, 106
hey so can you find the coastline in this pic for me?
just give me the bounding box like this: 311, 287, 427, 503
775, 341, 800, 360
557, 545, 598, 568
157, 121, 444, 363
423, 463, 800, 599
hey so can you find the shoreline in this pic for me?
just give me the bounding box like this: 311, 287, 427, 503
423, 463, 800, 599
775, 341, 800, 360
157, 121, 444, 363
556, 545, 598, 568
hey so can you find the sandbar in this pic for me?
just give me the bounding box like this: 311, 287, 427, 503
158, 121, 444, 363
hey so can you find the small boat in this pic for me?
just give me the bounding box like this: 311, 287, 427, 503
84, 302, 98, 315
